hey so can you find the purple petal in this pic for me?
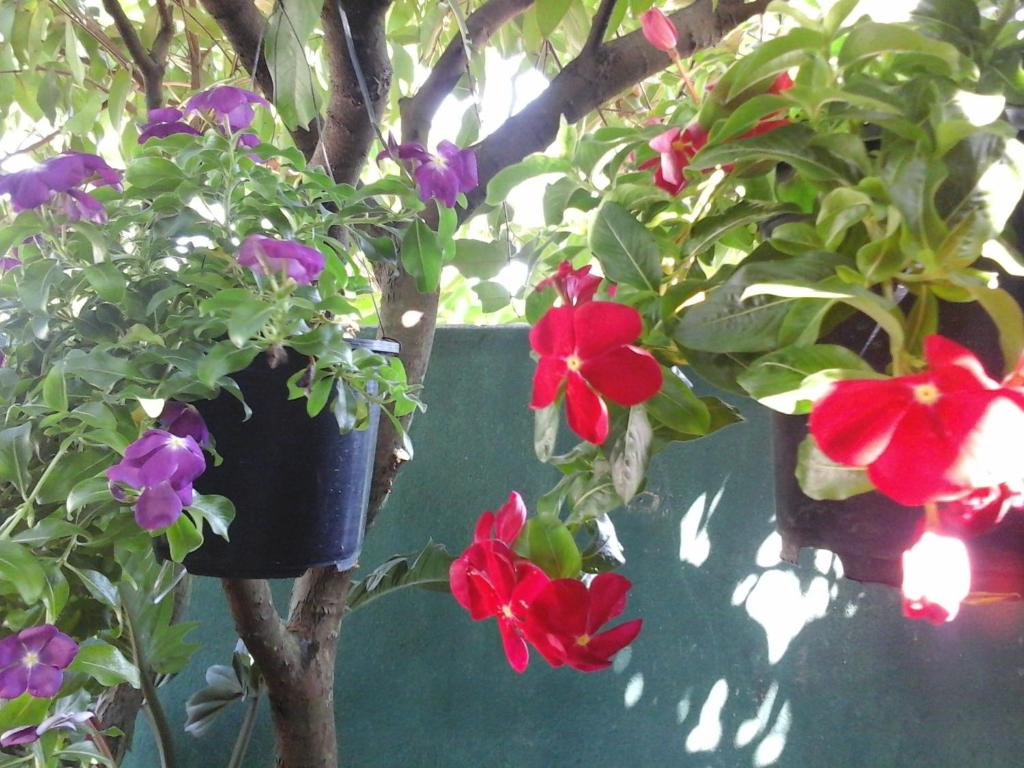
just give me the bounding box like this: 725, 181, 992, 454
237, 133, 260, 149
173, 481, 194, 507
0, 665, 28, 699
39, 155, 87, 192
17, 625, 57, 653
148, 107, 183, 122
395, 142, 430, 163
63, 190, 107, 223
0, 256, 22, 272
225, 103, 255, 133
26, 665, 62, 698
36, 711, 93, 736
134, 481, 184, 530
0, 724, 39, 747
0, 172, 53, 211
139, 122, 202, 144
124, 430, 174, 462
415, 163, 458, 207
0, 635, 20, 666
77, 153, 122, 188
107, 460, 144, 492
237, 235, 324, 284
159, 402, 210, 446
37, 630, 77, 669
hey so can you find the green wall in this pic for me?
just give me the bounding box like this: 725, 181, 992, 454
127, 327, 1024, 767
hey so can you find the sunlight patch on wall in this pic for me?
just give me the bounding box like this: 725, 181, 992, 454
679, 482, 727, 568
624, 673, 644, 709
753, 701, 792, 767
744, 570, 831, 664
735, 682, 779, 748
685, 679, 729, 753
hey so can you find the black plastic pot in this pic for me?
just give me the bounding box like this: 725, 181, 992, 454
156, 338, 399, 579
772, 291, 1024, 595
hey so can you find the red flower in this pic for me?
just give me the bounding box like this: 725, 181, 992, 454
529, 302, 663, 444
523, 573, 643, 671
768, 72, 794, 95
938, 482, 1024, 538
901, 530, 971, 624
473, 491, 527, 544
450, 540, 550, 672
640, 7, 677, 53
536, 260, 603, 306
809, 335, 1024, 506
640, 124, 708, 196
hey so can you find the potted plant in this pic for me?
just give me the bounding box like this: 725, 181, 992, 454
512, 0, 1024, 626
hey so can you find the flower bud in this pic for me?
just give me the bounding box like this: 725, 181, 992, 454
641, 8, 677, 53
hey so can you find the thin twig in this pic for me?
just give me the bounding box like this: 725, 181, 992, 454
583, 0, 618, 53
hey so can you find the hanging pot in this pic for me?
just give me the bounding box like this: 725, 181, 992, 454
156, 338, 400, 579
772, 289, 1024, 596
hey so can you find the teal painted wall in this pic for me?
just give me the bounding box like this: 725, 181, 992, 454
127, 327, 1024, 767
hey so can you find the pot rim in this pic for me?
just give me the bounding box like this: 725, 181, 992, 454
349, 337, 400, 356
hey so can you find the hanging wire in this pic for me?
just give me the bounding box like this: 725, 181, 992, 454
335, 0, 389, 150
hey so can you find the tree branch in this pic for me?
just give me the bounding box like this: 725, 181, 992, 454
466, 0, 769, 213
583, 0, 619, 54
221, 579, 301, 689
101, 0, 175, 109
400, 0, 535, 146
313, 0, 393, 184
199, 0, 321, 159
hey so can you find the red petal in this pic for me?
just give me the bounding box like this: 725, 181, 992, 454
573, 302, 643, 360
866, 404, 963, 505
925, 334, 993, 384
528, 578, 590, 637
529, 306, 575, 356
586, 573, 632, 632
473, 511, 495, 542
495, 492, 527, 545
582, 346, 663, 406
531, 357, 567, 408
449, 554, 499, 620
577, 619, 643, 668
499, 620, 530, 673
809, 378, 915, 466
565, 372, 609, 444
512, 562, 551, 609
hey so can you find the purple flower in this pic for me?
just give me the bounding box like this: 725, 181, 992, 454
106, 429, 206, 530
0, 710, 93, 748
237, 235, 325, 285
0, 153, 121, 216
138, 107, 202, 144
185, 86, 269, 132
0, 256, 20, 272
381, 139, 478, 208
159, 401, 210, 447
0, 625, 78, 699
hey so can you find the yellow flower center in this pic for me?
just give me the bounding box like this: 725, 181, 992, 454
913, 383, 940, 405
168, 435, 188, 449
575, 634, 591, 647
22, 651, 38, 667
501, 604, 515, 619
566, 354, 583, 372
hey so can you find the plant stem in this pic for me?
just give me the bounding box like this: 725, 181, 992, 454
671, 54, 700, 104
142, 688, 176, 768
226, 693, 261, 768
0, 439, 71, 539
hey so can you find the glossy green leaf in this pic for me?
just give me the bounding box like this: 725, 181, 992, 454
0, 423, 33, 498
264, 0, 321, 128
0, 542, 46, 603
485, 154, 571, 206
401, 220, 443, 293
188, 493, 236, 540
795, 435, 874, 500
524, 516, 581, 579
534, 403, 559, 462
69, 641, 141, 688
589, 201, 662, 291
452, 239, 508, 279
346, 542, 455, 613
609, 405, 652, 504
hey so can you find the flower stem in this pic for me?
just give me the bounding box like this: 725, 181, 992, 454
923, 501, 940, 530
226, 693, 261, 768
0, 439, 72, 539
671, 53, 701, 104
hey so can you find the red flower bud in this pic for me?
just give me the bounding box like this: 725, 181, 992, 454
640, 8, 677, 53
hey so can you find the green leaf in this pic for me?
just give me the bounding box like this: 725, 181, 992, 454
264, 0, 321, 128
0, 423, 33, 498
41, 363, 68, 412
69, 641, 140, 688
580, 515, 626, 573
485, 154, 571, 206
816, 188, 872, 250
534, 404, 559, 462
472, 280, 511, 313
451, 239, 507, 279
737, 344, 877, 414
954, 282, 1024, 375
188, 493, 236, 540
682, 202, 796, 262
227, 299, 274, 347
0, 542, 46, 604
107, 68, 132, 131
694, 124, 852, 184
674, 252, 847, 353
401, 220, 443, 293
73, 567, 120, 610
346, 542, 455, 613
185, 665, 245, 737
523, 516, 581, 579
125, 157, 185, 193
83, 262, 126, 303
609, 405, 652, 504
795, 435, 874, 500
543, 177, 581, 226
589, 201, 662, 291
196, 343, 259, 388
0, 694, 51, 734
723, 27, 824, 101
165, 513, 203, 561
838, 21, 960, 73
67, 476, 114, 514
536, 0, 571, 37
645, 371, 711, 435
